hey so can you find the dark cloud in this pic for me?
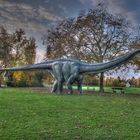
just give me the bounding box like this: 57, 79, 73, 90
2, 0, 139, 35
0, 0, 140, 62
118, 0, 140, 23
0, 1, 63, 34
80, 0, 140, 25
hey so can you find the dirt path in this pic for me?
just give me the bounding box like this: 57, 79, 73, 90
29, 87, 110, 96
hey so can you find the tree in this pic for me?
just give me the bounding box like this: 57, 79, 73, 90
129, 31, 140, 70
0, 27, 37, 86
24, 37, 37, 65
0, 26, 13, 67
0, 27, 35, 67
43, 3, 133, 92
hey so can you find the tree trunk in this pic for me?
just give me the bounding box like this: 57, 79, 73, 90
99, 72, 104, 93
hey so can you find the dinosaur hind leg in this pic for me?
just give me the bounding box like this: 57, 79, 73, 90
51, 80, 58, 93
67, 73, 78, 94
52, 63, 64, 94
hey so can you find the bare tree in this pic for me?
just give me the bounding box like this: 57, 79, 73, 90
129, 38, 140, 70
75, 4, 131, 92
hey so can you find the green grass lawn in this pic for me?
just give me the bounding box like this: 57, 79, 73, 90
0, 88, 140, 140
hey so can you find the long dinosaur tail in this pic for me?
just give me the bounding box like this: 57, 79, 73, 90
80, 49, 140, 74
0, 63, 52, 72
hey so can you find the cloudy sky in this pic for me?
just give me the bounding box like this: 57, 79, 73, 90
0, 0, 140, 62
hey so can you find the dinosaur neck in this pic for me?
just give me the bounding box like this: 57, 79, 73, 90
80, 49, 140, 74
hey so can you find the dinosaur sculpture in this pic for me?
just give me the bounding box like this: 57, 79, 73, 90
0, 49, 140, 94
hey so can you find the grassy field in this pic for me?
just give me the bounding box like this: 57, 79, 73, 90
0, 88, 140, 140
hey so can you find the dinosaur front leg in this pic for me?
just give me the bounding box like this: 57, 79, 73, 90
77, 75, 83, 95
67, 82, 73, 94
77, 81, 83, 95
